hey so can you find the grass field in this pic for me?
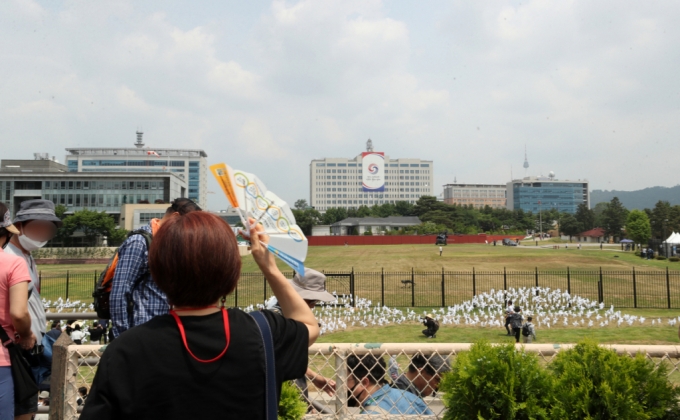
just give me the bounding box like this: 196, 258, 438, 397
37, 243, 676, 274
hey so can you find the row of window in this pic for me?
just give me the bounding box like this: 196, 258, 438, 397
315, 169, 430, 174
43, 180, 166, 191
316, 163, 430, 168
76, 160, 187, 167
43, 193, 165, 207
316, 195, 421, 205
139, 213, 165, 223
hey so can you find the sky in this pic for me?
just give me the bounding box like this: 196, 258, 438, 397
1, 0, 679, 211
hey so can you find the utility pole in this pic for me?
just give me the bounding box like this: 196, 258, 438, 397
539, 200, 542, 240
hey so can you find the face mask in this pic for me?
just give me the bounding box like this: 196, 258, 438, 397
18, 230, 48, 252
347, 382, 361, 407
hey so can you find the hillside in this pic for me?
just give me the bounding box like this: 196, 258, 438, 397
591, 185, 680, 210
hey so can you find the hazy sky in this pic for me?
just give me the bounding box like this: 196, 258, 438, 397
2, 0, 679, 210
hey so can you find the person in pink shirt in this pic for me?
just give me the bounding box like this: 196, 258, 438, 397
0, 203, 36, 420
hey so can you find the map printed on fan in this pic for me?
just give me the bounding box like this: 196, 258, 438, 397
210, 163, 308, 273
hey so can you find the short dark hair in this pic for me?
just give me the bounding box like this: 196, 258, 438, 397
169, 198, 202, 215
347, 353, 386, 385
74, 324, 81, 331
51, 321, 59, 329
149, 212, 241, 307
527, 316, 533, 322
408, 354, 434, 376
78, 386, 88, 396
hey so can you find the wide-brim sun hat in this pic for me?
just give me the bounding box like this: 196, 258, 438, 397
290, 268, 336, 302
1, 208, 19, 234
13, 199, 62, 227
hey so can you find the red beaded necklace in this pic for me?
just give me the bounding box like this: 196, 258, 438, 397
169, 305, 230, 363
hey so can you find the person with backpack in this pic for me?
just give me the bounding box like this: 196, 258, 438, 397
422, 314, 439, 338
522, 316, 537, 344
109, 198, 201, 338
80, 212, 320, 419
509, 306, 523, 343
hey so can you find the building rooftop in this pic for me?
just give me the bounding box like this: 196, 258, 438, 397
577, 227, 605, 238
1, 159, 67, 173
66, 148, 207, 158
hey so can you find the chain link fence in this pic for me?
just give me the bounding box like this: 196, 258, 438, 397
49, 340, 680, 419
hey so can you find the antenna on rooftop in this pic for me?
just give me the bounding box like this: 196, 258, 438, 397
366, 139, 374, 152
135, 130, 145, 148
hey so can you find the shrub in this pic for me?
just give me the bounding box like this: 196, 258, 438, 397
278, 381, 306, 420
363, 229, 373, 236
550, 340, 680, 419
657, 255, 667, 261
669, 257, 680, 262
440, 341, 554, 420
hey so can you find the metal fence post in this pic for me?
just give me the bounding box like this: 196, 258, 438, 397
599, 267, 604, 303
441, 267, 446, 307
411, 267, 415, 307
65, 270, 70, 300
234, 283, 238, 308
472, 267, 476, 297
263, 276, 267, 303
503, 267, 507, 291
632, 267, 637, 308
535, 267, 539, 288
381, 268, 385, 307
567, 267, 571, 294
667, 267, 672, 309
351, 267, 355, 307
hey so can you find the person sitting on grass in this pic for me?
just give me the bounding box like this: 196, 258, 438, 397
346, 353, 431, 415
510, 306, 523, 343
522, 316, 536, 344
393, 353, 450, 398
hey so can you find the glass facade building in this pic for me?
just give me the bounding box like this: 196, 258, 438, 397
64, 147, 207, 209
506, 177, 589, 214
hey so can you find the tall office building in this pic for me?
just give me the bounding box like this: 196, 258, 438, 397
309, 140, 434, 212
506, 174, 589, 214
64, 132, 208, 208
443, 183, 507, 208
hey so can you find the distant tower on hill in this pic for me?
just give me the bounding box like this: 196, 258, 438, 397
523, 145, 529, 175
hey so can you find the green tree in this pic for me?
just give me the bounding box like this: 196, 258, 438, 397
649, 200, 672, 239
293, 199, 308, 210
292, 207, 321, 236
559, 213, 582, 241
601, 197, 628, 240
356, 205, 371, 218
61, 209, 128, 246
413, 196, 443, 216
575, 203, 595, 231
592, 201, 608, 228
394, 201, 415, 216
626, 209, 652, 245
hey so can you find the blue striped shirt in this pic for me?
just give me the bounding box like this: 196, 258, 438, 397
110, 224, 169, 337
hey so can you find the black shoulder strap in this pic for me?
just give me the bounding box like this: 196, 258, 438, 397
249, 310, 278, 420
128, 229, 152, 249
0, 325, 11, 345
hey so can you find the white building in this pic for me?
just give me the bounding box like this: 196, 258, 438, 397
64, 132, 208, 209
443, 183, 507, 209
309, 140, 434, 212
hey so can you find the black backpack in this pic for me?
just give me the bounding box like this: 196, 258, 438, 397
522, 323, 531, 336
93, 230, 152, 319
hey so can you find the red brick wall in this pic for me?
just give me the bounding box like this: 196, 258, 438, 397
308, 234, 526, 246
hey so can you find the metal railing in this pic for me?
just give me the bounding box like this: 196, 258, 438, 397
40, 267, 680, 309
48, 337, 680, 420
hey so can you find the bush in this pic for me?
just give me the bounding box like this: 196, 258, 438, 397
657, 255, 667, 260
278, 381, 306, 420
669, 257, 680, 262
440, 341, 554, 420
363, 229, 373, 236
550, 340, 680, 419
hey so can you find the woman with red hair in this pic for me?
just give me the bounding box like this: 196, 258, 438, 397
81, 212, 319, 419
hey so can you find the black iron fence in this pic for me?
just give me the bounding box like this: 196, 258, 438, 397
39, 268, 680, 309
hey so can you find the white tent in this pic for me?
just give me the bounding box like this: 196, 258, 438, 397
665, 232, 680, 245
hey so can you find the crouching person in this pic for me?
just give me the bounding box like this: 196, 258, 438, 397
346, 353, 432, 415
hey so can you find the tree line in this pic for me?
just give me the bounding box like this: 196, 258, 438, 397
292, 197, 680, 244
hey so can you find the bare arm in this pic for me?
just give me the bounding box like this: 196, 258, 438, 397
9, 282, 36, 350
247, 219, 320, 346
